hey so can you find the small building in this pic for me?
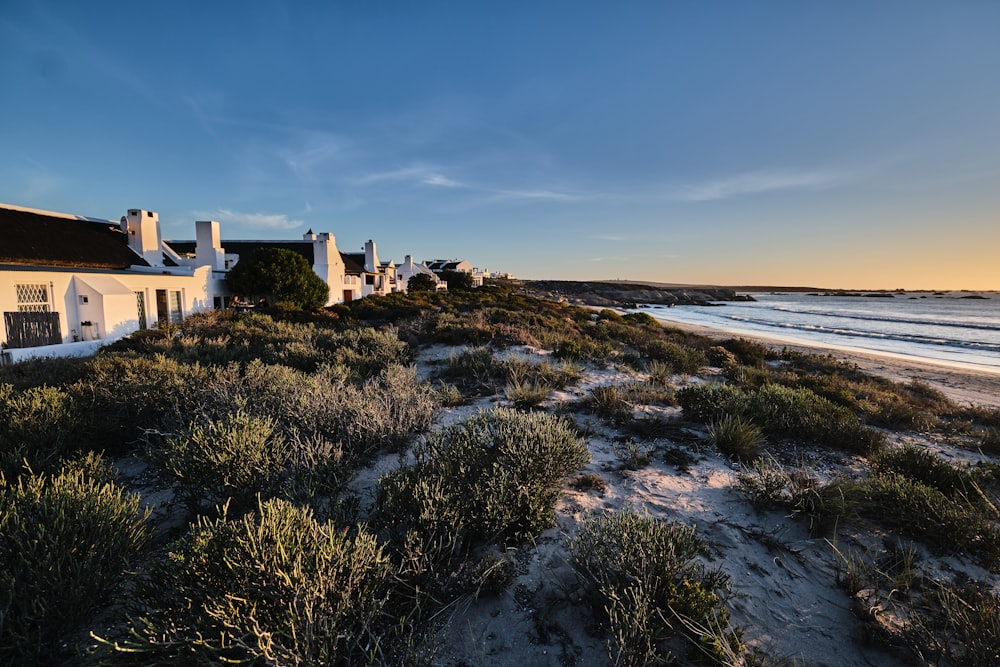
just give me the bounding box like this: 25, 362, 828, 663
0, 203, 229, 363
395, 255, 445, 292
425, 258, 483, 287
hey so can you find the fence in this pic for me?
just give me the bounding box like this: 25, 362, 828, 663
3, 311, 62, 348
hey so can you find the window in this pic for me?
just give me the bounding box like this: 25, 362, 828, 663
135, 291, 147, 329
155, 289, 183, 327
79, 295, 89, 305
169, 290, 183, 323
15, 284, 50, 312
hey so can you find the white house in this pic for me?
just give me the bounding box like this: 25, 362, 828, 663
0, 203, 230, 363
170, 235, 399, 304
425, 258, 484, 287
395, 255, 445, 292
2, 201, 441, 363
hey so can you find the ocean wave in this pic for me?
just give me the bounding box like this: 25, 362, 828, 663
721, 314, 1000, 354
766, 304, 1000, 333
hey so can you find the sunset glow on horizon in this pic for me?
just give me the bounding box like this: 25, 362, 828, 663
2, 2, 998, 290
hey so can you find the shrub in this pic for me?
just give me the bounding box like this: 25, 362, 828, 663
444, 345, 502, 392
590, 384, 633, 423
505, 379, 551, 409
644, 340, 705, 374
554, 338, 584, 361
870, 444, 983, 500
92, 498, 392, 666
706, 345, 739, 369
907, 581, 1000, 667
314, 326, 412, 380
678, 382, 884, 454
376, 408, 589, 566
719, 338, 769, 367
568, 511, 743, 665
614, 439, 654, 470
0, 457, 149, 665
846, 472, 1000, 564
501, 357, 582, 390
622, 311, 659, 327
151, 411, 292, 516
0, 383, 88, 477
709, 414, 765, 461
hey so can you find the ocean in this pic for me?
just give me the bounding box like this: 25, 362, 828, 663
638, 292, 1000, 374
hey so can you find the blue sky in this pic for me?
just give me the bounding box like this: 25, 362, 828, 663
2, 1, 999, 289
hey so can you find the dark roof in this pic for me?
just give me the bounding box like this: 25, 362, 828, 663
167, 240, 316, 265
340, 252, 366, 274
168, 239, 371, 275
0, 205, 147, 270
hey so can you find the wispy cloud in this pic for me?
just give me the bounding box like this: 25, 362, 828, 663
489, 188, 588, 202
351, 164, 462, 188
590, 233, 629, 241
588, 255, 630, 262
194, 208, 303, 231
672, 170, 846, 202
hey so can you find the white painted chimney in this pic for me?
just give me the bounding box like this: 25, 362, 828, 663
364, 239, 379, 273
195, 220, 225, 270
124, 209, 163, 267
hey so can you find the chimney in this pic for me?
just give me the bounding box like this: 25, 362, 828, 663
364, 239, 379, 273
124, 209, 163, 266
195, 220, 225, 270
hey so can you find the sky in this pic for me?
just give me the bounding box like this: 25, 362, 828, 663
2, 1, 999, 290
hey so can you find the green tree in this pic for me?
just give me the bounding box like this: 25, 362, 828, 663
406, 272, 438, 292
439, 269, 474, 291
226, 248, 329, 310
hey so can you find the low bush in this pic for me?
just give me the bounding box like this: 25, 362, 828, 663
444, 345, 502, 392
376, 408, 589, 567
644, 340, 705, 374
736, 456, 846, 535
0, 456, 149, 665
590, 384, 633, 423
614, 438, 654, 470
151, 411, 292, 516
870, 444, 985, 500
678, 382, 884, 453
568, 511, 743, 665
0, 383, 89, 477
92, 498, 392, 666
719, 338, 770, 367
846, 472, 1000, 565
907, 581, 1000, 667
505, 379, 551, 409
709, 414, 765, 461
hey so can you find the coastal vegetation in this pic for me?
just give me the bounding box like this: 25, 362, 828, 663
1, 280, 998, 665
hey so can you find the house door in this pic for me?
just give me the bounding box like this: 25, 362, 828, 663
343, 290, 353, 303
155, 289, 168, 327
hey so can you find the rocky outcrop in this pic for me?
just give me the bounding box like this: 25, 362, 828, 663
524, 281, 755, 308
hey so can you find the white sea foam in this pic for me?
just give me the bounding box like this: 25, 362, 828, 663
637, 292, 1000, 373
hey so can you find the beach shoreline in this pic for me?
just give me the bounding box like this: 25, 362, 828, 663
654, 318, 1000, 409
